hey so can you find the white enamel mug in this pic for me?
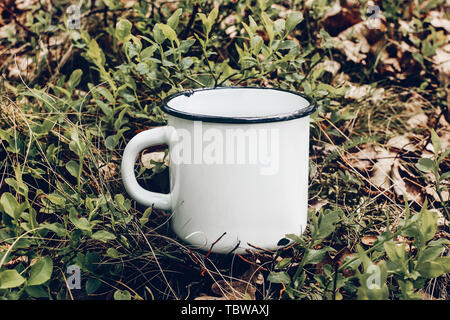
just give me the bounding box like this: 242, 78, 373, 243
121, 87, 315, 254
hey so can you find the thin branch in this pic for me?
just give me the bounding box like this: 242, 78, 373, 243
180, 3, 199, 39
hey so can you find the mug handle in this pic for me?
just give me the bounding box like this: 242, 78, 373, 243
121, 127, 172, 210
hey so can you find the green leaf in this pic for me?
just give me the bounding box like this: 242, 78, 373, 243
418, 245, 445, 264
416, 158, 435, 173
140, 45, 157, 60
95, 99, 113, 118
41, 222, 67, 237
275, 257, 292, 269
114, 289, 132, 300
179, 39, 196, 53
314, 209, 341, 240
398, 280, 422, 300
260, 12, 274, 44
0, 192, 21, 220
125, 35, 142, 58
267, 271, 291, 284
68, 69, 82, 90
28, 256, 53, 286
156, 23, 178, 44
115, 19, 132, 42
65, 160, 79, 178
153, 24, 165, 44
105, 135, 118, 150
103, 0, 120, 9
25, 285, 50, 298
47, 193, 66, 206
285, 233, 305, 246
274, 19, 285, 33
242, 22, 254, 38
420, 209, 438, 243
69, 207, 92, 231
286, 11, 304, 34
135, 62, 150, 75
198, 6, 219, 36
436, 257, 450, 273
85, 39, 105, 67
167, 8, 182, 30
91, 230, 116, 242
95, 86, 114, 103
0, 269, 26, 289
207, 7, 219, 28
438, 147, 450, 163
86, 278, 102, 294
106, 248, 120, 258
416, 260, 445, 278
303, 247, 333, 265
430, 129, 441, 156
250, 35, 263, 54
180, 57, 194, 70
257, 0, 268, 10
440, 170, 450, 182
384, 241, 406, 266
139, 206, 153, 226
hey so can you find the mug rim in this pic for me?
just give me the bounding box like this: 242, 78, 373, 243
161, 86, 316, 124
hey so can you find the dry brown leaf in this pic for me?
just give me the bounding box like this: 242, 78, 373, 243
141, 151, 168, 169
358, 140, 424, 205
334, 247, 356, 277
434, 43, 450, 86
309, 199, 328, 212
425, 126, 450, 152
222, 14, 238, 38
345, 144, 378, 171
370, 88, 386, 104
15, 0, 38, 11
321, 1, 362, 37
8, 55, 34, 79
99, 162, 117, 180
332, 72, 351, 86
211, 280, 256, 300
377, 41, 420, 79
394, 235, 414, 252
406, 113, 428, 128
430, 10, 450, 33
254, 272, 264, 285
0, 23, 15, 39
391, 160, 424, 204
335, 38, 370, 64
386, 134, 417, 152
330, 13, 387, 65
345, 84, 372, 100
119, 0, 137, 9
431, 209, 448, 228
316, 60, 341, 77
225, 25, 238, 38
194, 280, 256, 300
425, 185, 450, 204
369, 147, 396, 189
361, 235, 378, 246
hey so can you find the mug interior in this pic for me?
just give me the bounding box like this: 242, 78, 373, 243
163, 87, 312, 122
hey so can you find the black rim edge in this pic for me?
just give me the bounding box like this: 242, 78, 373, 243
161, 86, 317, 124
